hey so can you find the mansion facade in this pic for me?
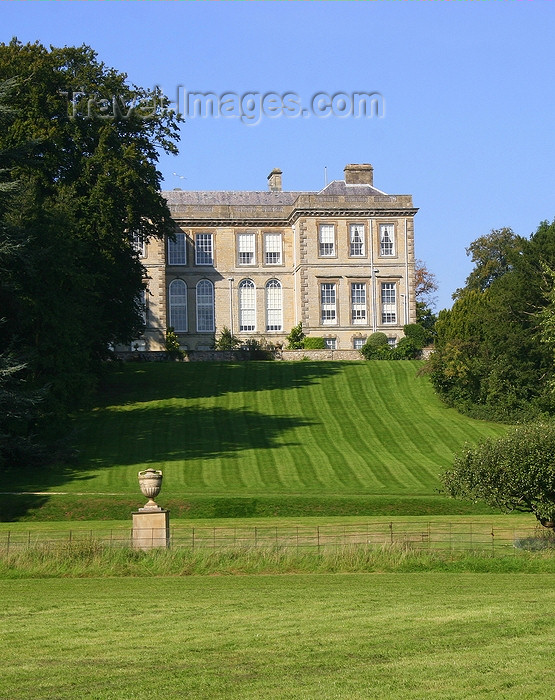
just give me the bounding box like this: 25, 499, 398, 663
134, 164, 417, 352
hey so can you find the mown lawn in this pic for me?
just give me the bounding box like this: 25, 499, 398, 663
5, 361, 508, 519
20, 361, 506, 494
2, 573, 554, 699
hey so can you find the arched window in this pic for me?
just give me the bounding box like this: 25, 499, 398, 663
169, 279, 187, 332
196, 280, 215, 332
239, 279, 256, 332
168, 232, 187, 265
266, 279, 282, 331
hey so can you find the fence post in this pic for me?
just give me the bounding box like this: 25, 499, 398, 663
6, 531, 10, 555
389, 521, 393, 544
192, 527, 195, 551
254, 527, 258, 548
317, 526, 320, 554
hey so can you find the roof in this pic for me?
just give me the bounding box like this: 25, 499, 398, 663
163, 190, 304, 206
318, 180, 388, 197
163, 179, 389, 206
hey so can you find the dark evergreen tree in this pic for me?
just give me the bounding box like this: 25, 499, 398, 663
0, 39, 182, 412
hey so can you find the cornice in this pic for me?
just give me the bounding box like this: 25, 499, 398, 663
171, 207, 419, 228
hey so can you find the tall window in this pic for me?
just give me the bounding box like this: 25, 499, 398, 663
321, 283, 337, 325
169, 279, 187, 332
319, 224, 335, 257
264, 233, 282, 265
353, 337, 366, 350
138, 288, 147, 325
168, 232, 187, 265
196, 280, 214, 332
350, 224, 365, 257
351, 283, 367, 324
239, 279, 256, 331
237, 233, 255, 265
132, 232, 146, 258
195, 233, 213, 265
266, 279, 282, 331
380, 224, 395, 256
381, 283, 396, 324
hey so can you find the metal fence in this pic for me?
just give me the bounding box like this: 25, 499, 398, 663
1, 521, 552, 555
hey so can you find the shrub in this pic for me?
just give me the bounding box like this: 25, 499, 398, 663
442, 422, 555, 530
403, 323, 429, 349
214, 327, 240, 350
303, 337, 326, 350
165, 327, 185, 359
286, 322, 305, 349
360, 333, 392, 359
391, 337, 421, 360
366, 332, 389, 347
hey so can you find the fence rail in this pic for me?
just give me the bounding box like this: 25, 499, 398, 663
0, 522, 552, 555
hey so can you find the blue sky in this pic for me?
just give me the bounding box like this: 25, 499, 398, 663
2, 2, 554, 310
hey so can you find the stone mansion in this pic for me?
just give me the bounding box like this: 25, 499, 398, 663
133, 164, 417, 352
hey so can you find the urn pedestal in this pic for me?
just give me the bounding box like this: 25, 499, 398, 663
132, 508, 170, 550
132, 468, 170, 549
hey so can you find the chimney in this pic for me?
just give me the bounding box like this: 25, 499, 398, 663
344, 163, 373, 186
267, 168, 283, 192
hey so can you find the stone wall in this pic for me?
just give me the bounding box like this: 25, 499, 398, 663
280, 349, 363, 361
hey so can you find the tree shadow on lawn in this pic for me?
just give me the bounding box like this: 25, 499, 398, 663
97, 360, 345, 406
8, 404, 315, 492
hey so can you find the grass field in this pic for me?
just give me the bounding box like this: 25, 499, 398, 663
2, 573, 555, 699
4, 361, 509, 520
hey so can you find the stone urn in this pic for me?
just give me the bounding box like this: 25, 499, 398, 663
138, 468, 163, 510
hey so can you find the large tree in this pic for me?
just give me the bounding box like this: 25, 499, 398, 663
429, 220, 555, 420
0, 40, 182, 466
452, 227, 526, 300
0, 40, 182, 413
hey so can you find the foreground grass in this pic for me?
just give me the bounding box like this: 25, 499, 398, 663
2, 538, 555, 578
2, 573, 555, 699
4, 361, 509, 520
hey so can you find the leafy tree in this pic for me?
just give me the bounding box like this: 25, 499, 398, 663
452, 227, 525, 299
414, 259, 438, 340
414, 258, 438, 305
442, 423, 555, 529
214, 326, 240, 350
286, 322, 305, 349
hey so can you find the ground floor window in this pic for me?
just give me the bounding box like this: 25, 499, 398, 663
169, 279, 188, 332
266, 279, 282, 331
239, 279, 256, 331
196, 280, 215, 332
353, 337, 366, 350
324, 337, 337, 350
